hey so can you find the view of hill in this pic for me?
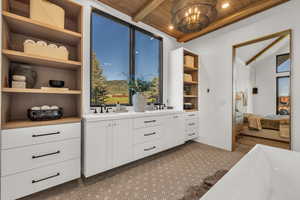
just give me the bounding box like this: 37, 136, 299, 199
105, 80, 128, 95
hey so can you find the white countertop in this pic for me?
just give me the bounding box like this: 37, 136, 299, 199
83, 110, 187, 122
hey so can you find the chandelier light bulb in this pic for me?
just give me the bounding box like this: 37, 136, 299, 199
171, 0, 218, 33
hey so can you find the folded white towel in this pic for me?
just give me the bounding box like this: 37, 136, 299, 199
12, 75, 26, 81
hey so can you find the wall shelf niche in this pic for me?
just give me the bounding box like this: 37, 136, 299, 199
2, 11, 82, 45
169, 48, 199, 111
1, 0, 83, 129
183, 50, 199, 111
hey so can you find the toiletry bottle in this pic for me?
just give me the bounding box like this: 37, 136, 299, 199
116, 101, 121, 112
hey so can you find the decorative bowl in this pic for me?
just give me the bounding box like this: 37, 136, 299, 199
49, 80, 65, 88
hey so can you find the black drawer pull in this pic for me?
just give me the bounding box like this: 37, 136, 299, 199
144, 146, 156, 151
32, 132, 60, 138
32, 173, 60, 184
173, 116, 179, 119
144, 120, 156, 124
144, 132, 156, 137
32, 151, 61, 159
188, 133, 196, 136
188, 123, 196, 126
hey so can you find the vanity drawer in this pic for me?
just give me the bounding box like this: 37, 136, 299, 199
1, 138, 80, 176
184, 112, 199, 119
1, 158, 80, 200
186, 128, 199, 141
134, 126, 161, 144
134, 116, 161, 129
134, 140, 161, 160
185, 118, 198, 130
1, 123, 81, 149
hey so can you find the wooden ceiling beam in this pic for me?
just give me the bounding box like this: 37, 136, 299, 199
132, 0, 166, 22
246, 34, 288, 65
177, 0, 290, 43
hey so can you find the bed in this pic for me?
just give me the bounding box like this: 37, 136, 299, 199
240, 114, 290, 142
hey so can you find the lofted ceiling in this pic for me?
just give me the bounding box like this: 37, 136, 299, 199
237, 36, 290, 66
97, 0, 290, 42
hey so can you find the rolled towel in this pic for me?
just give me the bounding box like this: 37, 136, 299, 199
59, 46, 67, 51
24, 39, 35, 45
36, 41, 47, 47
50, 105, 59, 110
41, 105, 51, 110
31, 106, 41, 111
48, 44, 58, 49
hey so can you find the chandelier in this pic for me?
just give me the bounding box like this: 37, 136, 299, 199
171, 0, 218, 33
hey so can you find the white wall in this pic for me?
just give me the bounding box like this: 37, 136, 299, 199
234, 58, 253, 114
73, 0, 180, 113
252, 45, 290, 116
183, 0, 300, 151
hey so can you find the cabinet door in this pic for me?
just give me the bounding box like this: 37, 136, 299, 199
112, 119, 133, 168
83, 121, 112, 177
163, 114, 185, 150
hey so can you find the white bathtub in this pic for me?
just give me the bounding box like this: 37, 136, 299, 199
200, 145, 300, 200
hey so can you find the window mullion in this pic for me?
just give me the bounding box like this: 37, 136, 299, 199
129, 27, 136, 105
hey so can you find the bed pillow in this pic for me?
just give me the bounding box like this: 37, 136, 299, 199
248, 116, 262, 130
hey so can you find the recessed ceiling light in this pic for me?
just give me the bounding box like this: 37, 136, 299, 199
169, 25, 174, 30
222, 3, 230, 9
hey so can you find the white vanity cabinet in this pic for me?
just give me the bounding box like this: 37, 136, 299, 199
83, 111, 187, 178
112, 119, 133, 167
162, 114, 185, 150
83, 119, 133, 177
83, 120, 111, 177
184, 112, 199, 141
133, 116, 164, 160
1, 123, 81, 200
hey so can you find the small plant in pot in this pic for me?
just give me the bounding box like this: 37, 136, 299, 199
128, 78, 152, 112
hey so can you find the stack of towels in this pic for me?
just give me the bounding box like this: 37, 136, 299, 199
12, 75, 26, 88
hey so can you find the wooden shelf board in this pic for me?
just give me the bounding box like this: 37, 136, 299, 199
2, 117, 82, 130
2, 11, 81, 45
184, 66, 198, 71
2, 49, 81, 70
2, 88, 81, 95
184, 109, 198, 112
184, 95, 198, 98
184, 81, 198, 85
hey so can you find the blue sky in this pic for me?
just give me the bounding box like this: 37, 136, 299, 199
278, 76, 290, 97
92, 12, 159, 81
277, 59, 290, 96
277, 59, 290, 73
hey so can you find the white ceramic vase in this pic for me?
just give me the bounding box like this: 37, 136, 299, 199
132, 92, 146, 112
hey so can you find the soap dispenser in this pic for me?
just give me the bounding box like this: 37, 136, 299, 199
116, 101, 121, 112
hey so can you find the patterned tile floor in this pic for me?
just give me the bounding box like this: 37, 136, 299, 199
21, 142, 250, 200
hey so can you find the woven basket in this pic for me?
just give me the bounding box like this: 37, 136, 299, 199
184, 56, 195, 68
30, 0, 65, 28
184, 74, 193, 82
24, 40, 69, 60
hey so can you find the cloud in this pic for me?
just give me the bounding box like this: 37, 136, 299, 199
103, 62, 112, 67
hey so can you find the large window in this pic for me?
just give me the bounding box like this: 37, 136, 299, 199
276, 77, 290, 115
276, 53, 290, 115
91, 10, 163, 106
135, 30, 162, 103
276, 53, 290, 73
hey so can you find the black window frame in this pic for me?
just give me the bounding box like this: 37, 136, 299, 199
276, 53, 290, 73
90, 8, 163, 107
276, 76, 290, 115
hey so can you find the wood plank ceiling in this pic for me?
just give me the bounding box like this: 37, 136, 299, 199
97, 0, 290, 42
